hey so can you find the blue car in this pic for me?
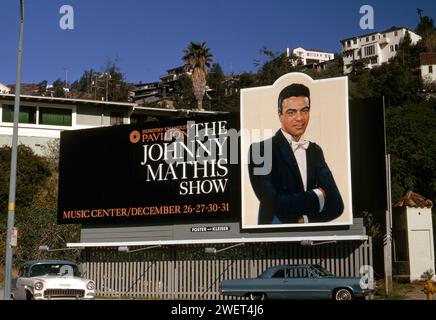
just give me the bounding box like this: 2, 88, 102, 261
219, 264, 374, 300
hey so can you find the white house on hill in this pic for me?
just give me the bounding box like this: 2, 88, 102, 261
0, 82, 11, 94
287, 47, 335, 66
420, 53, 436, 84
340, 27, 421, 74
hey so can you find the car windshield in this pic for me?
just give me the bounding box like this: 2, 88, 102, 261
29, 264, 81, 277
310, 265, 335, 277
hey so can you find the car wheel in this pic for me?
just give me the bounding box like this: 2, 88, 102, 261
249, 292, 266, 300
334, 288, 353, 300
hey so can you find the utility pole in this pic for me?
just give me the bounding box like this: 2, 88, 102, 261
105, 73, 109, 102
384, 154, 393, 296
382, 96, 393, 296
104, 72, 112, 102
63, 67, 69, 97
4, 0, 24, 300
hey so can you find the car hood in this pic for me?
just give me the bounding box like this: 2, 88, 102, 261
32, 275, 90, 288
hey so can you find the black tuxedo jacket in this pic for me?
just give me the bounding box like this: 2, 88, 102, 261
248, 130, 344, 224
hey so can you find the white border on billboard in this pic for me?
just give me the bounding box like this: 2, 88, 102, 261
240, 72, 353, 229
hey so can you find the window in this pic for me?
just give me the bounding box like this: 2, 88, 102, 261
347, 40, 351, 47
364, 45, 375, 57
287, 267, 310, 278
353, 39, 357, 44
2, 105, 36, 124
430, 66, 433, 73
366, 37, 369, 42
110, 112, 124, 125
390, 45, 394, 52
395, 44, 399, 51
39, 107, 72, 126
394, 31, 398, 36
372, 35, 375, 41
272, 269, 285, 278
29, 263, 80, 277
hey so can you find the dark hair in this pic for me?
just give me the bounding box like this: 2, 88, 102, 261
278, 83, 311, 113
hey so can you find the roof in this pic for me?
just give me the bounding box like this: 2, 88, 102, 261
340, 26, 417, 43
166, 65, 189, 73
393, 191, 433, 208
0, 93, 136, 108
0, 82, 11, 90
293, 47, 334, 54
420, 53, 436, 66
132, 81, 160, 88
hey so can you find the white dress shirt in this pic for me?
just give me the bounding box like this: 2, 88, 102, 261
281, 129, 325, 222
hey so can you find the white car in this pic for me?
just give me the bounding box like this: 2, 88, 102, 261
12, 260, 95, 300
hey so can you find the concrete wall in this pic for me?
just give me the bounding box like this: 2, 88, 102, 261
76, 105, 128, 127
421, 64, 436, 82
0, 99, 129, 155
0, 135, 57, 156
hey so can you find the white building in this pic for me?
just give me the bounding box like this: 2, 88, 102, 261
0, 94, 212, 155
287, 47, 335, 66
0, 82, 11, 94
393, 192, 435, 282
420, 53, 436, 83
340, 27, 422, 74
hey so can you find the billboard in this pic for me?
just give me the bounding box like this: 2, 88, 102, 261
58, 114, 240, 224
241, 73, 353, 229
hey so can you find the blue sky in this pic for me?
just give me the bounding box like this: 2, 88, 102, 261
0, 0, 435, 85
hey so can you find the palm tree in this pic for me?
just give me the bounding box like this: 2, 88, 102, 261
182, 42, 213, 111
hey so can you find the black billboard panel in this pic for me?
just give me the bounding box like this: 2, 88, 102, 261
58, 113, 241, 224
349, 97, 387, 213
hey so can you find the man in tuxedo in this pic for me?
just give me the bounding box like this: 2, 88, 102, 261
248, 83, 344, 224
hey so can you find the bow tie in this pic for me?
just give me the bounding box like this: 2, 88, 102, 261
291, 140, 309, 152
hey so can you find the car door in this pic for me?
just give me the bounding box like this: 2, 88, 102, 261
308, 266, 335, 299
261, 268, 287, 299
281, 266, 326, 299
282, 266, 309, 299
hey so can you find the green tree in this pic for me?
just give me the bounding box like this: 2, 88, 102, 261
257, 47, 298, 85
393, 31, 425, 70
386, 99, 436, 201
70, 69, 96, 98
208, 63, 225, 110
52, 78, 65, 97
208, 63, 225, 95
302, 55, 344, 80
172, 74, 196, 109
0, 144, 80, 269
416, 15, 436, 52
348, 47, 422, 107
0, 145, 51, 213
36, 80, 48, 96
103, 59, 132, 102
182, 42, 213, 111
416, 15, 435, 37
67, 59, 131, 102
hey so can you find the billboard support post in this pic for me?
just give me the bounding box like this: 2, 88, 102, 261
382, 96, 393, 296
384, 154, 393, 296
